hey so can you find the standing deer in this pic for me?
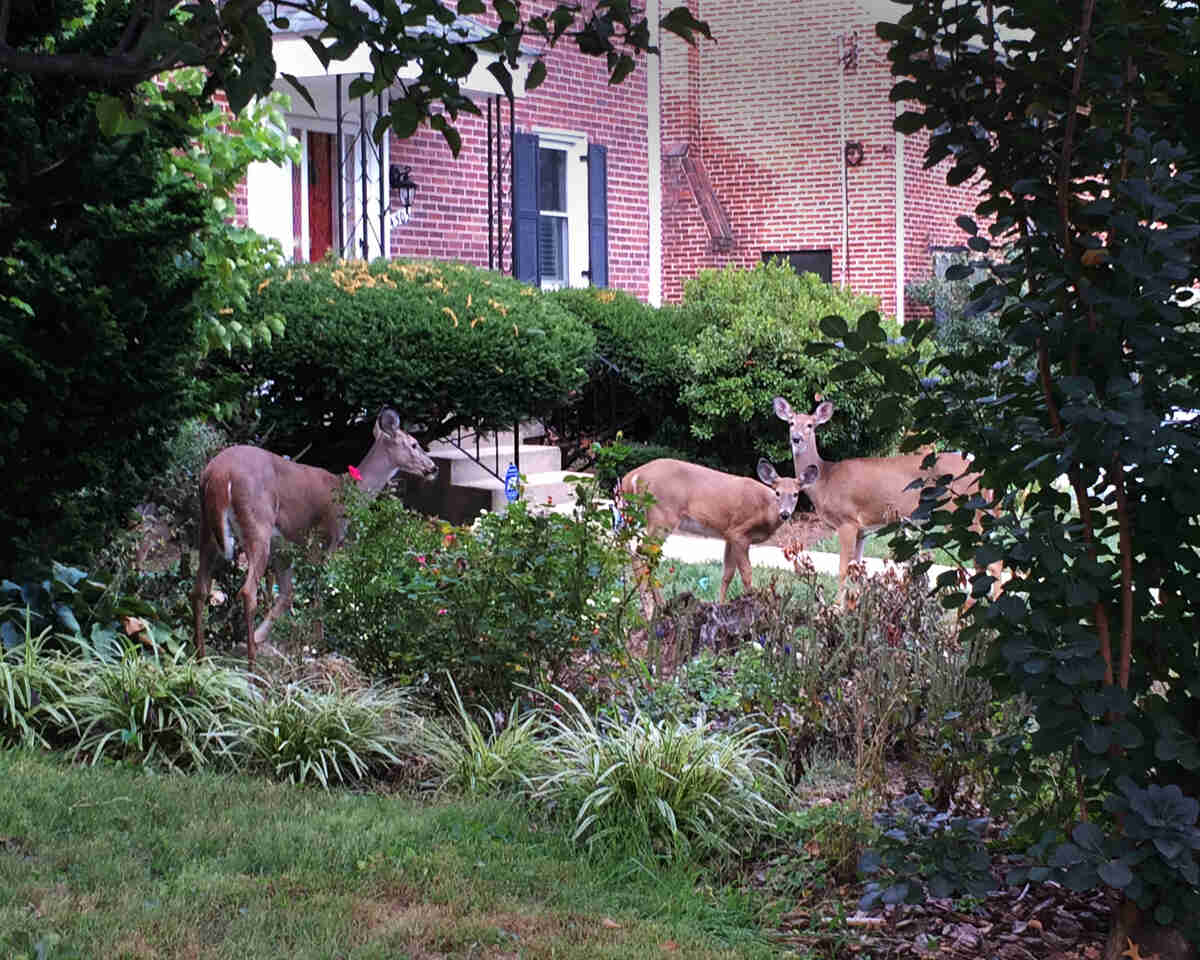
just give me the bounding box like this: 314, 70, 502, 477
191, 407, 438, 667
619, 457, 820, 614
772, 396, 993, 601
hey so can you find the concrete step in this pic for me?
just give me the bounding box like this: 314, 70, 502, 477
454, 469, 591, 514
429, 442, 563, 484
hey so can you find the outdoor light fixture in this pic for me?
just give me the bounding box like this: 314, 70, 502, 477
389, 163, 418, 224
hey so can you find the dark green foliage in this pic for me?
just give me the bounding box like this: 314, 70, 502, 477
551, 288, 705, 447
591, 436, 723, 492
0, 7, 208, 571
859, 794, 994, 907
0, 3, 711, 157
824, 0, 1200, 936
305, 480, 642, 701
227, 260, 595, 464
675, 261, 906, 471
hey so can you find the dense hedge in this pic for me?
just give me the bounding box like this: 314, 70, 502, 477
675, 261, 906, 469
229, 259, 595, 462
548, 289, 709, 459
0, 18, 209, 571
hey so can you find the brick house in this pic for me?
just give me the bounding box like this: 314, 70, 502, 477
244, 2, 653, 300
658, 0, 979, 322
242, 0, 975, 319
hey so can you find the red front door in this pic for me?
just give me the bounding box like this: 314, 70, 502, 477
307, 131, 334, 262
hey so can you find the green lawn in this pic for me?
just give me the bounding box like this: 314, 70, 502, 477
0, 750, 779, 960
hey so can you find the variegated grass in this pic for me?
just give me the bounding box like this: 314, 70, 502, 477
225, 678, 421, 787
414, 676, 548, 794
529, 687, 789, 861
0, 607, 81, 748
64, 635, 252, 769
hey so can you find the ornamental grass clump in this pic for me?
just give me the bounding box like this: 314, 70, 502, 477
65, 636, 251, 769
226, 679, 420, 787
415, 677, 547, 795
530, 687, 788, 861
0, 610, 81, 749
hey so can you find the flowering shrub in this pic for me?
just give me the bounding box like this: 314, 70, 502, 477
307, 479, 644, 701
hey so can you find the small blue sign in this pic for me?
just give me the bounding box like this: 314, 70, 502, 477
504, 463, 520, 503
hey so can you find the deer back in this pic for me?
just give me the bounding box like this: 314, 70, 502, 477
620, 458, 799, 540
201, 446, 342, 550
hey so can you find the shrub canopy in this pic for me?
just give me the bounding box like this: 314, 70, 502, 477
675, 261, 904, 470
231, 259, 596, 461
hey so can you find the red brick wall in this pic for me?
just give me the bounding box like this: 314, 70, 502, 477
659, 0, 982, 317
385, 5, 652, 300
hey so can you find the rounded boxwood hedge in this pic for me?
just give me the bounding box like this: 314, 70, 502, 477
229, 259, 595, 460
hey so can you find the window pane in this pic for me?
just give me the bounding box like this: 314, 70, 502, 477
538, 214, 567, 286
538, 148, 566, 213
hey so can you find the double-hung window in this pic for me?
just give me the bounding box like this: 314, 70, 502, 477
513, 129, 608, 289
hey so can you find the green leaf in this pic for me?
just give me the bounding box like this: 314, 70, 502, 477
819, 314, 849, 339
95, 96, 146, 137
487, 61, 515, 100
525, 59, 547, 92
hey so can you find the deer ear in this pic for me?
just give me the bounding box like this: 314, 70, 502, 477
376, 407, 400, 438
756, 458, 779, 485
814, 401, 834, 423
772, 397, 794, 421
801, 464, 820, 485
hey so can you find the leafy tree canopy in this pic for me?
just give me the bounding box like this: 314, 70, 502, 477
824, 0, 1200, 952
0, 0, 710, 154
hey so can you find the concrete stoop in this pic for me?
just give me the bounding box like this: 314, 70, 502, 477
405, 425, 588, 525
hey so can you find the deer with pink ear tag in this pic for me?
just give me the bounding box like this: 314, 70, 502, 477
191, 407, 438, 667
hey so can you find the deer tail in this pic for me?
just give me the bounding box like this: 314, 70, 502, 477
198, 464, 235, 562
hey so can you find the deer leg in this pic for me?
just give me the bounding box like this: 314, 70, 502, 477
836, 524, 859, 603
721, 539, 752, 603
191, 537, 219, 661
253, 559, 294, 659
239, 540, 272, 671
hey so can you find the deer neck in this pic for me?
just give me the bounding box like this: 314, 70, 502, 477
793, 443, 831, 506
353, 444, 400, 495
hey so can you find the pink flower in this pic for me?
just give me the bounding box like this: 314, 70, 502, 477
416, 555, 426, 566
437, 608, 448, 616
347, 464, 362, 482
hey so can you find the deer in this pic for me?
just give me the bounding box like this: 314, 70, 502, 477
618, 457, 820, 616
772, 396, 997, 602
191, 407, 438, 668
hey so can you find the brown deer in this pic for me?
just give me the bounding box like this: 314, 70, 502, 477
772, 396, 994, 601
191, 407, 438, 667
619, 457, 820, 614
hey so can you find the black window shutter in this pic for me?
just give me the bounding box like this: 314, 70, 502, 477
586, 143, 608, 288
513, 132, 540, 285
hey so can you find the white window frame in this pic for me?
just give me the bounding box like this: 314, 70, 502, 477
532, 128, 589, 289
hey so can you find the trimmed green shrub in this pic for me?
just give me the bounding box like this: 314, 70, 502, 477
228, 259, 596, 464
551, 288, 706, 448
675, 261, 906, 470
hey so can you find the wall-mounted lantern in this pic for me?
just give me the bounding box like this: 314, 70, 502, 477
389, 163, 418, 224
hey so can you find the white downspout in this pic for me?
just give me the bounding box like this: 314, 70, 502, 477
648, 1, 663, 307
837, 35, 848, 290
894, 102, 905, 325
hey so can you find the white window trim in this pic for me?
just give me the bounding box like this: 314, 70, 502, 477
247, 114, 387, 263
532, 127, 589, 289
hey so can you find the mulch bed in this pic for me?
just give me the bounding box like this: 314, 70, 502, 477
772, 875, 1112, 959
